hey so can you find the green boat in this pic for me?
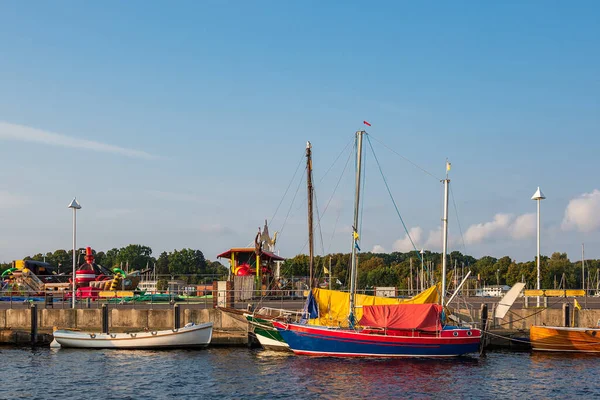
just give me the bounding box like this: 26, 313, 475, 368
244, 313, 290, 351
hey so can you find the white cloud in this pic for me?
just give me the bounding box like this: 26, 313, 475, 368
371, 244, 386, 253
0, 191, 31, 208
562, 189, 600, 232
464, 213, 536, 245
393, 227, 423, 252
510, 213, 536, 239
0, 121, 156, 159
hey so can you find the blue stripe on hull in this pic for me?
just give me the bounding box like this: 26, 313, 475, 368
277, 329, 480, 357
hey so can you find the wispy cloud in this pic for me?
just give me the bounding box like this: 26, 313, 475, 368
0, 121, 156, 159
562, 189, 600, 232
0, 191, 31, 208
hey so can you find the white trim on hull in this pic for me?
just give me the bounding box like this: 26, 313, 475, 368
255, 332, 289, 351
53, 322, 213, 349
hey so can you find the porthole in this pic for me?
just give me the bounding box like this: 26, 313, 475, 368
467, 331, 472, 336
453, 331, 458, 337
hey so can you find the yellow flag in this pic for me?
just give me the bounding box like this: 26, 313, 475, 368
324, 266, 330, 275
446, 161, 451, 171
353, 231, 359, 240
574, 299, 582, 310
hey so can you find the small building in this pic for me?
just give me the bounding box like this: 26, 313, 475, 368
138, 280, 158, 293
476, 285, 511, 297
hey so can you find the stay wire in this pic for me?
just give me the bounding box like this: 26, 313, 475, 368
450, 185, 467, 254
268, 150, 306, 229
366, 134, 423, 263
368, 134, 440, 181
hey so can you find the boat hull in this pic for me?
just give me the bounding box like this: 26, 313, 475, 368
530, 325, 600, 353
53, 322, 213, 349
273, 322, 481, 357
245, 314, 290, 351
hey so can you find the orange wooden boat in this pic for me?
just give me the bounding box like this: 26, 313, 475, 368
530, 325, 600, 353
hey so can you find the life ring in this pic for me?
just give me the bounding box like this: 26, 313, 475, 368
112, 268, 127, 278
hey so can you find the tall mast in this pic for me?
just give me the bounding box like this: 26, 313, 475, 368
441, 160, 451, 307
582, 243, 585, 294
306, 141, 315, 288
349, 130, 365, 324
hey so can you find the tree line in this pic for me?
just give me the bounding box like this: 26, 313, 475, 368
281, 250, 600, 291
3, 246, 600, 291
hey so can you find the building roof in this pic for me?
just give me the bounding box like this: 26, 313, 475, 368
216, 248, 285, 261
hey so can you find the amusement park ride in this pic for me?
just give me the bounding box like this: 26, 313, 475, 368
1, 247, 141, 300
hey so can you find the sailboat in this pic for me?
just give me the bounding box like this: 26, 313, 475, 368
272, 130, 482, 357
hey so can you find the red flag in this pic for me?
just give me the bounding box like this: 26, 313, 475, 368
363, 120, 371, 126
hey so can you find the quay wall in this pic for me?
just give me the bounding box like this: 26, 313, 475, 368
456, 307, 600, 330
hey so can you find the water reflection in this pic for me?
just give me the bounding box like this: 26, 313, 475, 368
0, 347, 597, 399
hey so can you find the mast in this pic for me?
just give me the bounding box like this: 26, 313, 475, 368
582, 243, 585, 295
306, 141, 314, 288
349, 130, 365, 325
441, 160, 451, 307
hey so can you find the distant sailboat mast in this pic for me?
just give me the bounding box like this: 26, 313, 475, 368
349, 130, 365, 325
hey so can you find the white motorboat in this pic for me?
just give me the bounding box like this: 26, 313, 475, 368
52, 322, 213, 349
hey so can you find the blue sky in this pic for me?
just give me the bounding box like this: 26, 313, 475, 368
0, 1, 598, 263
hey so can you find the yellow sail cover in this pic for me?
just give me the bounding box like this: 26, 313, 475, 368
308, 283, 441, 327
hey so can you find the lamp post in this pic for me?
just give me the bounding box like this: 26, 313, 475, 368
531, 187, 546, 307
68, 198, 81, 309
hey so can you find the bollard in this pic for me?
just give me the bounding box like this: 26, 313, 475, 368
102, 304, 109, 334
480, 303, 488, 355
30, 304, 38, 346
563, 303, 570, 327
174, 304, 181, 329
481, 303, 488, 331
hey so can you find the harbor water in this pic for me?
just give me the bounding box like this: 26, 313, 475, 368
0, 348, 596, 399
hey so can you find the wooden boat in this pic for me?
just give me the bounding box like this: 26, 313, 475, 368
530, 325, 600, 353
52, 322, 213, 349
245, 313, 290, 351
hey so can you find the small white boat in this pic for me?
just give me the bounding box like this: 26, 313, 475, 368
52, 322, 213, 349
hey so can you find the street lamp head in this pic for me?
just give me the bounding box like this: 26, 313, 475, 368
531, 187, 546, 201
68, 198, 82, 210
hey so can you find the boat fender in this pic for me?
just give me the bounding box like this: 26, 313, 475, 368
90, 333, 96, 339
151, 331, 158, 336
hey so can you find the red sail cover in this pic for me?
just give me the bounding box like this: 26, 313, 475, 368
359, 303, 443, 332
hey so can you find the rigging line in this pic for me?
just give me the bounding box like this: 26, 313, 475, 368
277, 166, 307, 240
450, 186, 467, 254
318, 135, 354, 183
313, 187, 326, 255
327, 207, 343, 254
368, 134, 440, 181
316, 141, 354, 222
366, 134, 423, 263
268, 150, 306, 229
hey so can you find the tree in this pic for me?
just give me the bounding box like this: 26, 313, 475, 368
116, 245, 154, 271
